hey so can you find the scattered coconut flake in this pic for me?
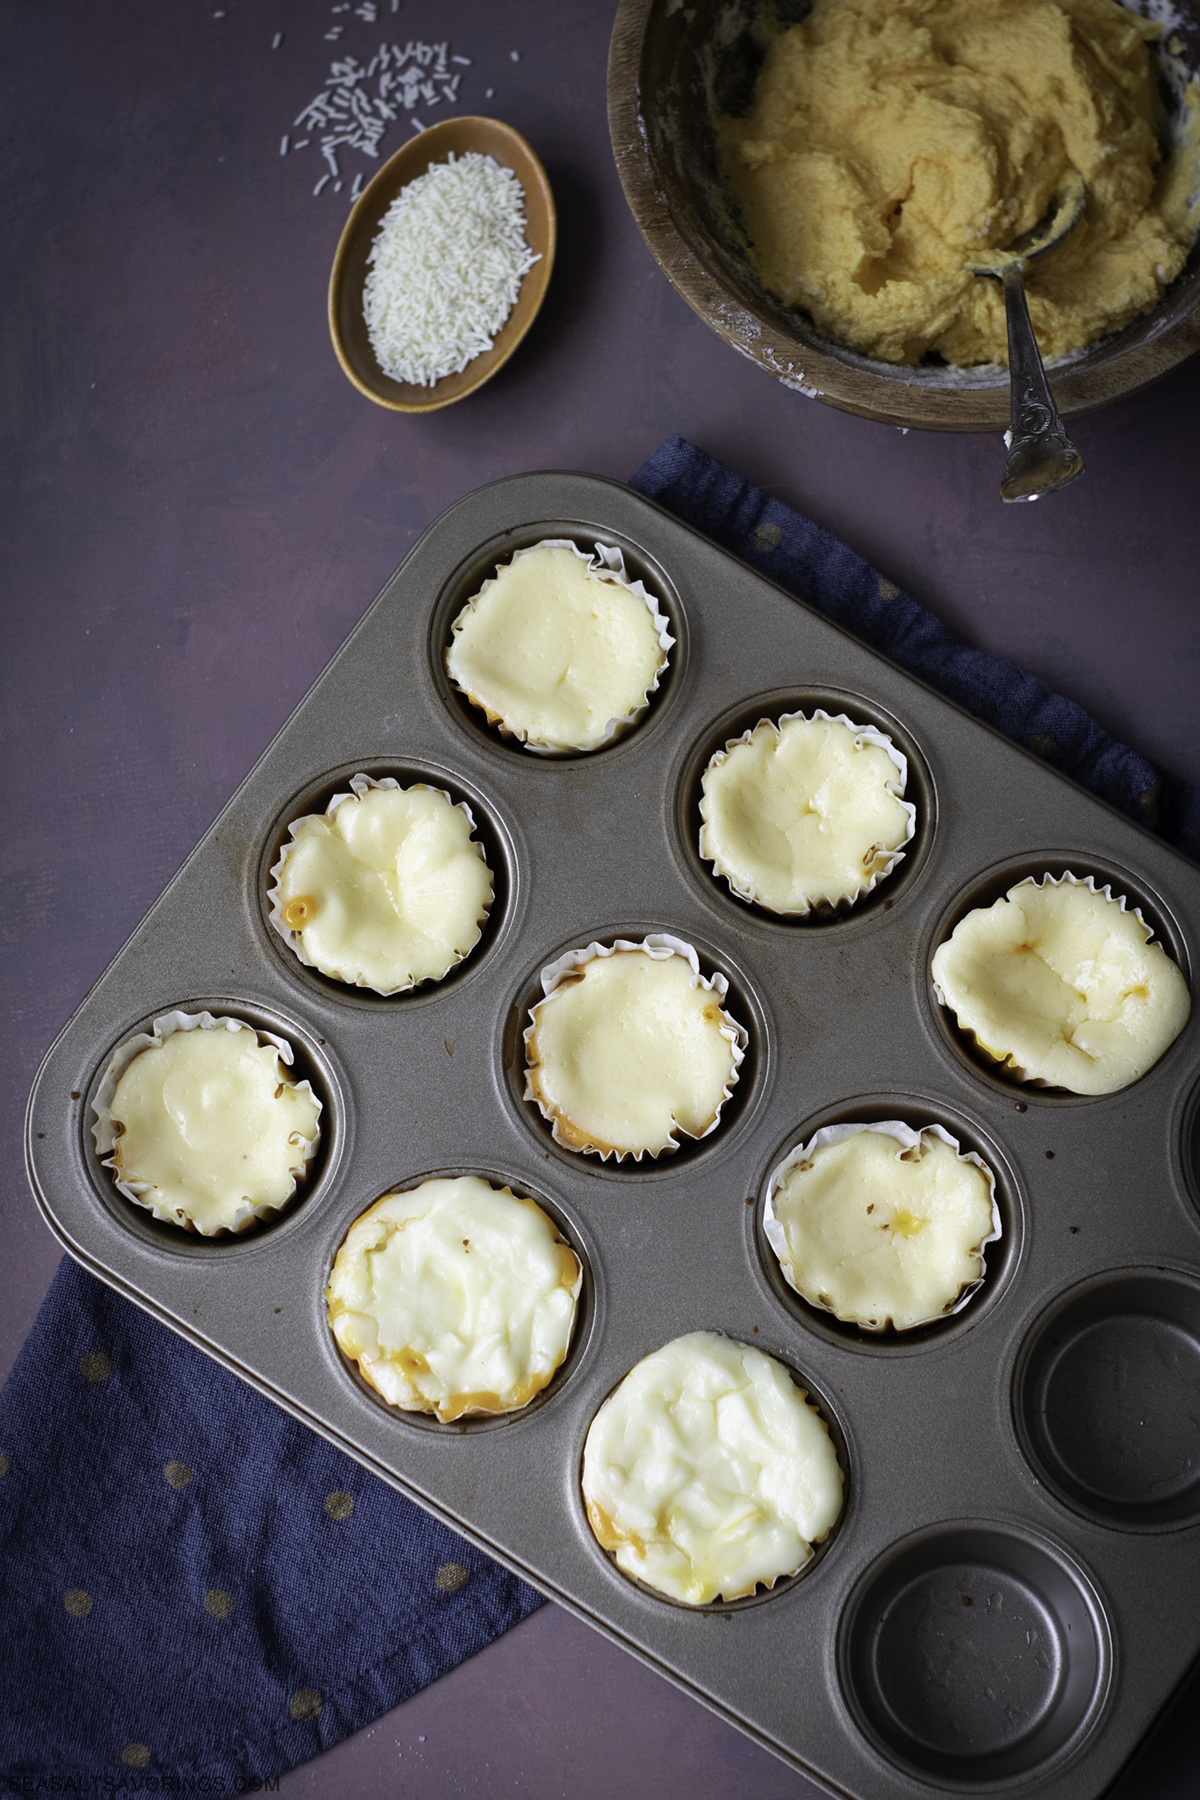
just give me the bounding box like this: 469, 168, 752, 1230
290, 40, 471, 191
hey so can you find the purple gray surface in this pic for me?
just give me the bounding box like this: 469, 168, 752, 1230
3, 2, 1199, 1795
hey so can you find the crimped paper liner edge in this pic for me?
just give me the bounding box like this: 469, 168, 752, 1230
697, 710, 917, 916
446, 538, 675, 756
930, 871, 1177, 1089
91, 1010, 322, 1237
523, 934, 748, 1162
763, 1119, 1001, 1332
330, 1179, 584, 1421
267, 773, 493, 995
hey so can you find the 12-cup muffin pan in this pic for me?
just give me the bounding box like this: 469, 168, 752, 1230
25, 473, 1200, 1799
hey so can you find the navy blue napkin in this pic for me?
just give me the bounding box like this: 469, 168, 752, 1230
630, 434, 1200, 862
5, 434, 1196, 1789
0, 1258, 543, 1784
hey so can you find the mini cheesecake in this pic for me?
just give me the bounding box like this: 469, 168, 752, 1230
765, 1122, 1000, 1332
932, 873, 1190, 1094
445, 540, 672, 753
582, 1331, 843, 1604
699, 711, 915, 915
326, 1176, 581, 1421
524, 936, 746, 1160
92, 1012, 322, 1235
270, 775, 493, 995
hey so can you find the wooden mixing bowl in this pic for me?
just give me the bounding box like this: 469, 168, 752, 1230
608, 0, 1200, 431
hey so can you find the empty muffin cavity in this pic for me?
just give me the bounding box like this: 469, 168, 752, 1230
1014, 1269, 1200, 1529
840, 1525, 1110, 1783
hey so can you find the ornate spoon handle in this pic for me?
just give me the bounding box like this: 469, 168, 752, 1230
999, 264, 1084, 503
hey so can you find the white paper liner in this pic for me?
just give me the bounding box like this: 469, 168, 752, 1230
931, 871, 1169, 1087
698, 710, 917, 916
764, 1119, 1001, 1332
267, 773, 493, 996
446, 538, 675, 755
523, 934, 748, 1161
91, 1010, 322, 1237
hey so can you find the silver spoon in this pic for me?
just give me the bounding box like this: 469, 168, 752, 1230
966, 168, 1087, 503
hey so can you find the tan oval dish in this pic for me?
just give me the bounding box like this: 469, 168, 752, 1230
329, 116, 556, 413
608, 0, 1200, 430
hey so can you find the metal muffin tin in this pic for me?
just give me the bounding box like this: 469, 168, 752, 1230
25, 472, 1200, 1799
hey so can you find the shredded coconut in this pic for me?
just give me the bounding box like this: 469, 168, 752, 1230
292, 42, 467, 187
363, 151, 540, 386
